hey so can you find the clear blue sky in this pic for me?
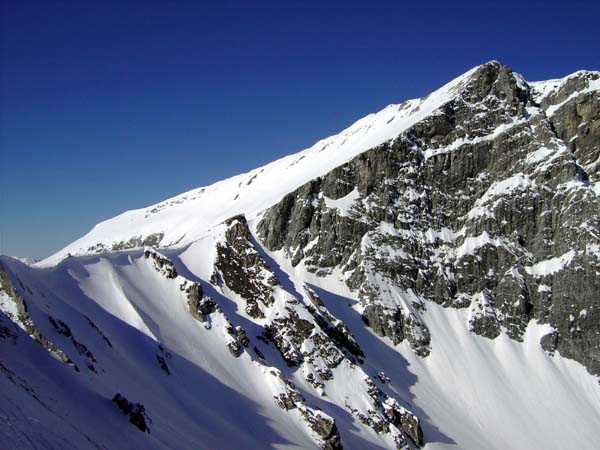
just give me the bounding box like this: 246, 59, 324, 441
1, 0, 599, 259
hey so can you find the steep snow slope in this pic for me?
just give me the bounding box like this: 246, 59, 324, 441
3, 233, 600, 449
0, 253, 345, 449
254, 245, 600, 450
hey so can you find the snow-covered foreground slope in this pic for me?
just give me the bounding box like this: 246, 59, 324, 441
2, 241, 600, 449
0, 255, 315, 449
2, 61, 600, 449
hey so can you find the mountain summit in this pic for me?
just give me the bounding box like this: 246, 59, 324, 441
1, 61, 600, 449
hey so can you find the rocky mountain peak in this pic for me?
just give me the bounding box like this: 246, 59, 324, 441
460, 60, 528, 104
257, 59, 600, 374
1, 62, 599, 450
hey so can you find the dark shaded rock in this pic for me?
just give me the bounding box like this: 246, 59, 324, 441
305, 286, 364, 361
540, 330, 559, 355
143, 249, 177, 279
227, 340, 242, 358
494, 266, 533, 341
235, 326, 249, 347
48, 315, 97, 369
215, 215, 278, 318
467, 291, 502, 339
0, 264, 73, 366
300, 409, 342, 450
253, 346, 265, 360
264, 309, 314, 366
112, 393, 150, 432
273, 379, 305, 411
323, 322, 364, 361
85, 316, 113, 348
156, 355, 170, 374
533, 71, 600, 181
256, 61, 600, 376
362, 302, 430, 357
362, 304, 405, 345
186, 283, 217, 323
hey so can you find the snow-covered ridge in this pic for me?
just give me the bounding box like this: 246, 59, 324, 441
530, 69, 600, 115
40, 63, 487, 266
41, 62, 599, 267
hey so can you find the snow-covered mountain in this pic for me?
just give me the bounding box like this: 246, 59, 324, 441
1, 61, 600, 449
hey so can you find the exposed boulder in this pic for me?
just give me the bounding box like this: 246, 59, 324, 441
112, 393, 150, 433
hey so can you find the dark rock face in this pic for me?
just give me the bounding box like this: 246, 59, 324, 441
267, 367, 342, 449
186, 282, 217, 323
306, 288, 364, 362
143, 248, 178, 278
258, 61, 600, 375
48, 316, 97, 372
532, 71, 600, 182
301, 409, 343, 450
214, 215, 278, 318
112, 393, 150, 432
0, 263, 73, 366
211, 216, 420, 446
264, 309, 314, 366
354, 376, 424, 448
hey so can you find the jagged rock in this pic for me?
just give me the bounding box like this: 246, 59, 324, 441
48, 315, 97, 372
540, 330, 559, 355
300, 409, 342, 450
257, 61, 600, 375
235, 326, 249, 347
273, 378, 305, 411
495, 266, 532, 340
112, 393, 150, 432
304, 286, 364, 361
264, 308, 314, 366
0, 264, 73, 366
215, 215, 278, 318
467, 291, 502, 339
532, 71, 600, 181
362, 304, 405, 344
224, 323, 243, 357
156, 355, 170, 374
382, 398, 423, 447
227, 340, 242, 358
361, 301, 431, 357
365, 377, 382, 403
143, 248, 177, 278
354, 377, 424, 448
186, 283, 217, 322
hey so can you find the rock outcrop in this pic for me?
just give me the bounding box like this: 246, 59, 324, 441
112, 393, 150, 432
258, 61, 600, 375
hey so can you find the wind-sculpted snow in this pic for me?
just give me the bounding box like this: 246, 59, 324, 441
0, 220, 427, 449
2, 61, 600, 449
